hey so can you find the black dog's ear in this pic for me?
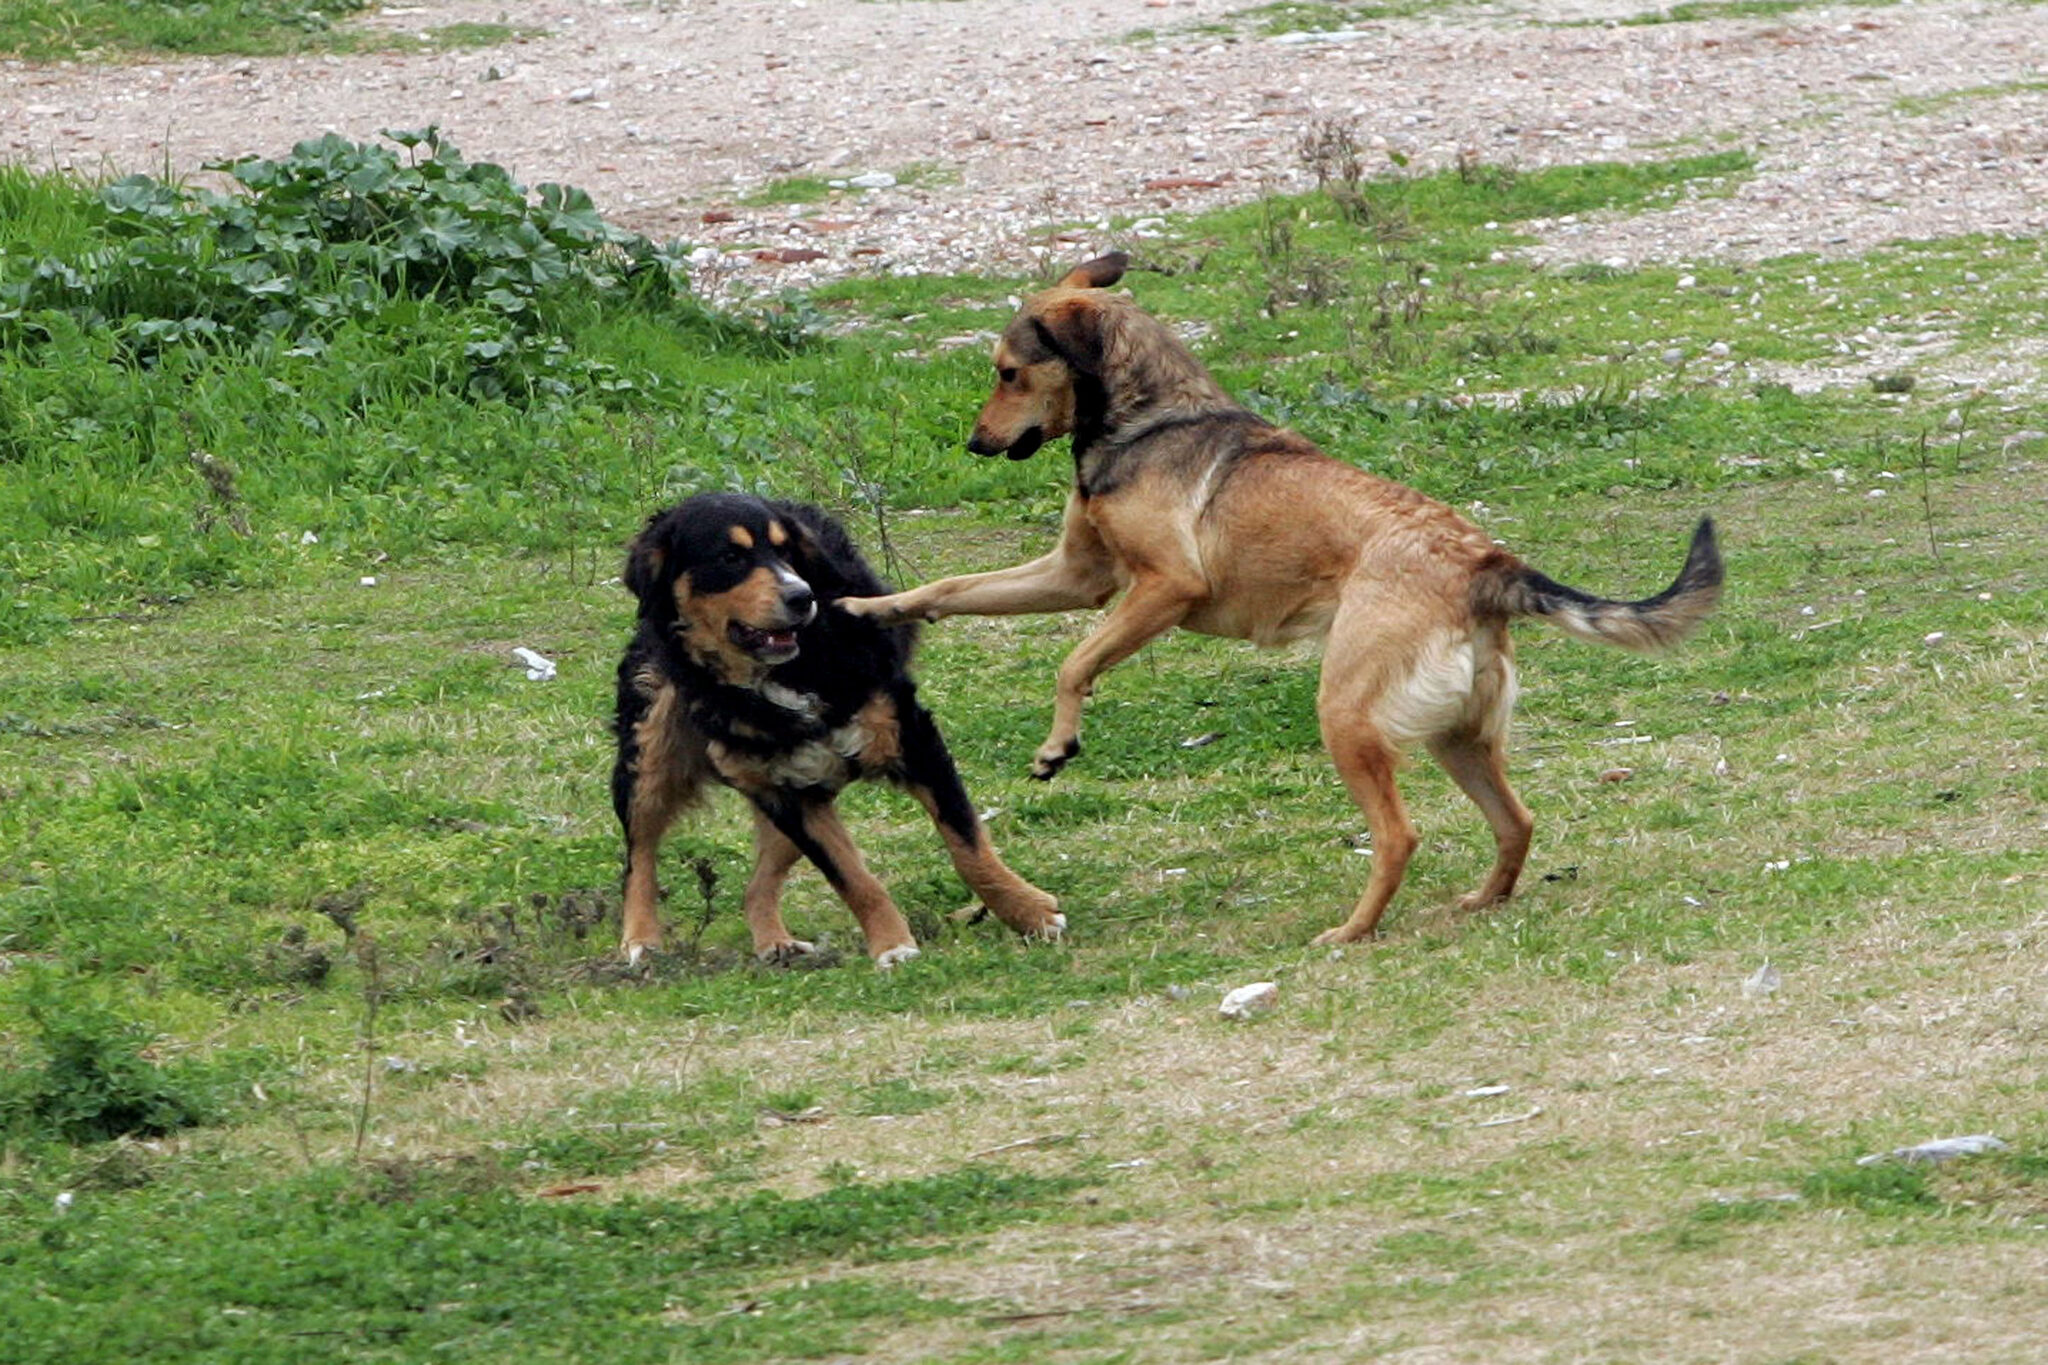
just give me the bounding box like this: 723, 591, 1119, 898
1056, 252, 1128, 290
622, 514, 672, 603
771, 502, 889, 600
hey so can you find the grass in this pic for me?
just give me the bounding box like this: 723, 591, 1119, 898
738, 163, 962, 208
2, 134, 2047, 1360
1241, 1, 1433, 33
0, 0, 527, 61
1892, 78, 2048, 119
1617, 0, 1904, 24
7, 1161, 1085, 1363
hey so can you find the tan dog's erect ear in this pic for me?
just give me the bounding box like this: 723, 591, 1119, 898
1056, 252, 1128, 290
1029, 297, 1107, 376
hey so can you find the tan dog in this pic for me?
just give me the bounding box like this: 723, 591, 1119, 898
842, 253, 1722, 944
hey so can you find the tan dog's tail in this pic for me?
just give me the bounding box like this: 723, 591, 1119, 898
1478, 517, 1723, 653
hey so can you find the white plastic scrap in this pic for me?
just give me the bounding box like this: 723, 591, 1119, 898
512, 647, 558, 682
1742, 962, 1783, 998
1219, 981, 1279, 1020
1856, 1134, 2008, 1167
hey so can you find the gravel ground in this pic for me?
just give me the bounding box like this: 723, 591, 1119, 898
4, 0, 2045, 297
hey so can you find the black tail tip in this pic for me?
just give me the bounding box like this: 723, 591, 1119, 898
1689, 516, 1724, 583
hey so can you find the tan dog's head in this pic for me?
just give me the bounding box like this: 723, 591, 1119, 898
624, 494, 819, 675
968, 252, 1128, 460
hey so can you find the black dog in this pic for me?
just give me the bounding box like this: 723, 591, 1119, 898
612, 493, 1063, 967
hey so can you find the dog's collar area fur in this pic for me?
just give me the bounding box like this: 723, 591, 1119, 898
1095, 406, 1263, 452
1076, 406, 1265, 500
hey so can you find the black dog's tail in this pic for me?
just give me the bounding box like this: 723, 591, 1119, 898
1477, 517, 1723, 653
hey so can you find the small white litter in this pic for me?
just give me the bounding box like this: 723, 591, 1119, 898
1742, 962, 1783, 998
1856, 1135, 2008, 1167
512, 647, 557, 682
1219, 982, 1278, 1020
1271, 28, 1373, 44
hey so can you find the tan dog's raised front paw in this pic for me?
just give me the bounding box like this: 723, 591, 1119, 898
837, 594, 921, 626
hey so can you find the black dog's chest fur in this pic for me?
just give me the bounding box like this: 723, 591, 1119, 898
683, 663, 895, 796
626, 614, 915, 793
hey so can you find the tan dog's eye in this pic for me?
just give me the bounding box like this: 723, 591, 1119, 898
998, 366, 1019, 384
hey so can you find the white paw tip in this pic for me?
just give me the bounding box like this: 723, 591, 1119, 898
875, 944, 922, 969
625, 943, 647, 966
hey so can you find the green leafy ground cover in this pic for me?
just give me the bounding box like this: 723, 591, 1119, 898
2, 131, 2044, 1360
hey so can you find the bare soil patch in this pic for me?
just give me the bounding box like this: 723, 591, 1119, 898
6, 0, 2047, 294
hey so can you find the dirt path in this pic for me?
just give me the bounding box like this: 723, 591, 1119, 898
5, 0, 2045, 290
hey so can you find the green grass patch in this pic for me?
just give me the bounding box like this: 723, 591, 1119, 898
0, 1162, 1085, 1364
1240, 0, 1440, 34
2, 0, 346, 60
0, 0, 527, 60
1893, 78, 2048, 119
738, 174, 844, 208
738, 163, 958, 208
0, 972, 264, 1143
1615, 0, 1905, 24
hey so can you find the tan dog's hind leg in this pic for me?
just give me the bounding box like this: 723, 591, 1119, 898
1311, 714, 1419, 944
1308, 604, 1433, 943
1427, 731, 1533, 910
1032, 575, 1196, 778
743, 812, 815, 963
1425, 633, 1530, 910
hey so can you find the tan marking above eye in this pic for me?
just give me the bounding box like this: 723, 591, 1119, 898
767, 520, 788, 547
729, 525, 755, 550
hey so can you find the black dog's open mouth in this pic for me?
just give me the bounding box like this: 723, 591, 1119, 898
729, 622, 801, 661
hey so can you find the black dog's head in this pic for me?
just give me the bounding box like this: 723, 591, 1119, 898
624, 494, 827, 676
